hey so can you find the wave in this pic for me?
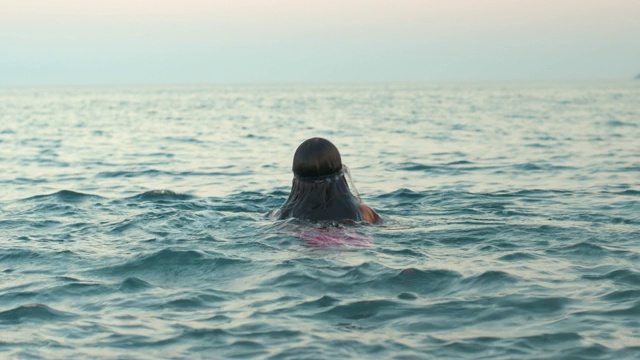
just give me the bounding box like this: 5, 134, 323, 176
599, 289, 640, 301
119, 277, 153, 292
574, 301, 640, 317
582, 269, 640, 286
491, 188, 575, 198
511, 162, 577, 172
602, 302, 640, 316
161, 297, 208, 310
0, 304, 77, 324
0, 249, 77, 263
613, 189, 640, 196
115, 328, 233, 350
207, 191, 286, 213
96, 169, 252, 178
525, 143, 553, 148
0, 176, 48, 185
606, 120, 637, 127
548, 242, 625, 258
161, 136, 204, 143
393, 161, 577, 175
387, 268, 462, 294
498, 252, 540, 261
22, 190, 103, 203
96, 169, 165, 178
91, 248, 250, 281
371, 188, 582, 214
395, 161, 488, 174
445, 160, 474, 165
500, 295, 572, 314
260, 271, 326, 291
295, 295, 340, 309
316, 299, 404, 321
617, 165, 640, 172
460, 270, 521, 289
127, 190, 194, 201
103, 248, 204, 268
374, 188, 425, 200
41, 281, 113, 299
438, 332, 585, 359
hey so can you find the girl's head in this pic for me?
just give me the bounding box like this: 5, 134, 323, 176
278, 138, 362, 222
292, 138, 342, 178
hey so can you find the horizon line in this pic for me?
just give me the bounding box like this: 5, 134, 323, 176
1, 77, 637, 89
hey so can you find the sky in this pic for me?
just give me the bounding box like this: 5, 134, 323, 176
1, 0, 639, 85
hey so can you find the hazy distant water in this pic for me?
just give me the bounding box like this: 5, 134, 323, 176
0, 82, 638, 359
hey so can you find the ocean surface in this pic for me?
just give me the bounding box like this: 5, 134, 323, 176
0, 81, 639, 359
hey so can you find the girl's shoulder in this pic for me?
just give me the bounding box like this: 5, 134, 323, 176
360, 204, 381, 224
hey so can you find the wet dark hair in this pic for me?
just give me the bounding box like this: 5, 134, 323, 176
277, 138, 363, 222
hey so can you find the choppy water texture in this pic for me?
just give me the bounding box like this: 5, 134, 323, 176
1, 82, 639, 359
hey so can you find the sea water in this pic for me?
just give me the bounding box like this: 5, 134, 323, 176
0, 82, 638, 359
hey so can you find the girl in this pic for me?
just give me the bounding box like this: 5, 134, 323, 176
275, 138, 380, 224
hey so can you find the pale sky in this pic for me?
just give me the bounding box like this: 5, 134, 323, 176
1, 0, 639, 85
